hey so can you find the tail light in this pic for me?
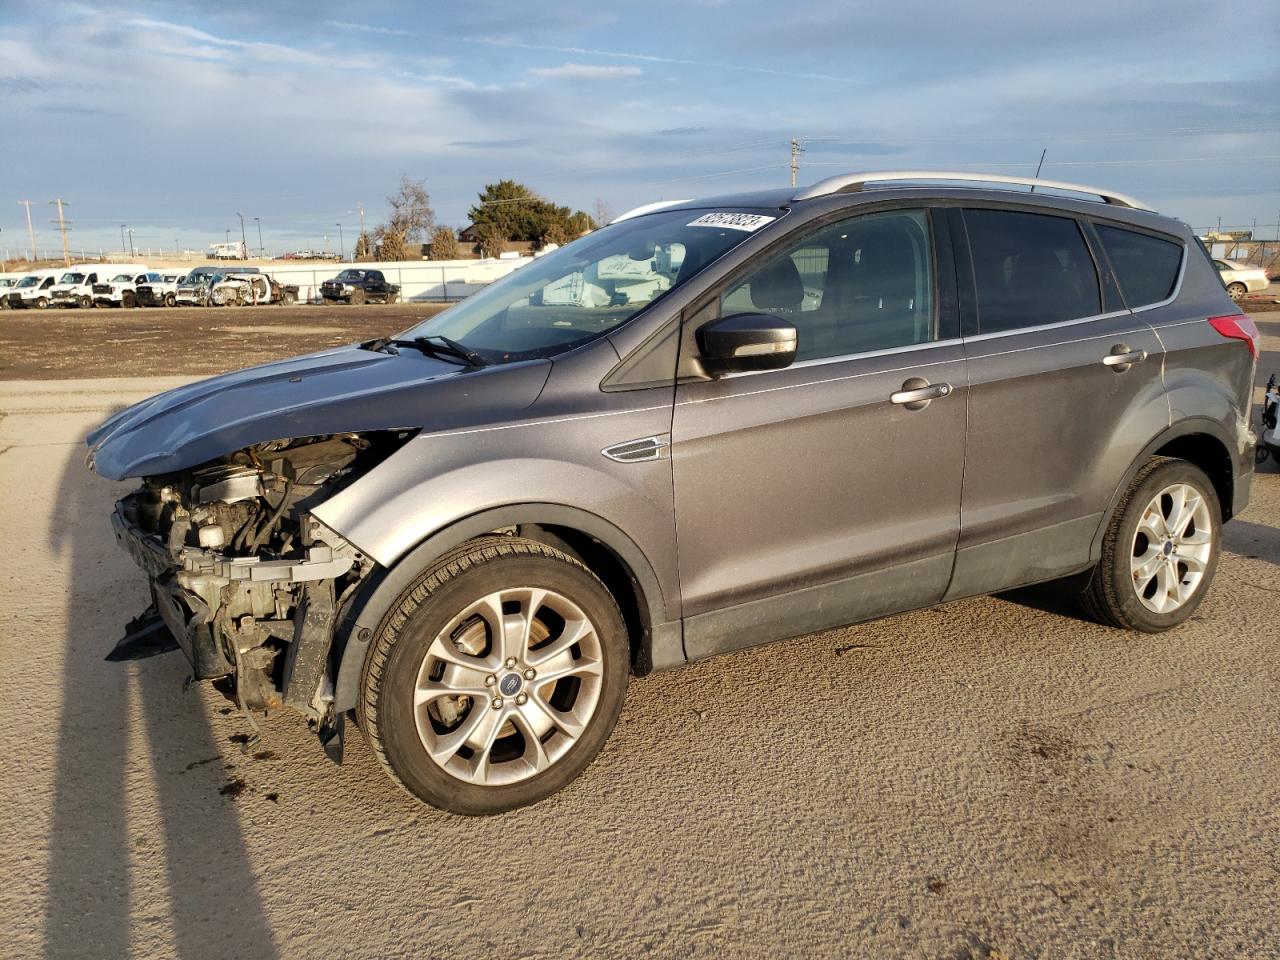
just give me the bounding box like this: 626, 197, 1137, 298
1207, 314, 1260, 360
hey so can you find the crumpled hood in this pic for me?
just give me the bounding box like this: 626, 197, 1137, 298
86, 344, 552, 480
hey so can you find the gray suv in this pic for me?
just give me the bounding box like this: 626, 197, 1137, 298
88, 172, 1260, 814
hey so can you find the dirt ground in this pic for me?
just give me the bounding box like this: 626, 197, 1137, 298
0, 313, 1277, 959
0, 302, 447, 380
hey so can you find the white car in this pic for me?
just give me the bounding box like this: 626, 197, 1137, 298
6, 269, 65, 309
91, 267, 155, 308
1213, 259, 1270, 300
135, 274, 185, 307
49, 266, 111, 308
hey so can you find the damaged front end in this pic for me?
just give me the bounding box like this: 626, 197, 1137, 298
109, 431, 412, 752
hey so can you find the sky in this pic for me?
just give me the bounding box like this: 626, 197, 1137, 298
1, 0, 1277, 258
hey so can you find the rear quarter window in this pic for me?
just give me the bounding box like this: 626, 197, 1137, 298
1095, 225, 1184, 307
964, 209, 1101, 333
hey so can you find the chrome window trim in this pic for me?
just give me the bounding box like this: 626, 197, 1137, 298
677, 353, 964, 406
962, 309, 1132, 344
716, 336, 963, 380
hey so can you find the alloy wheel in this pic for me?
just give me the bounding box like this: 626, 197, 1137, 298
1130, 482, 1213, 613
412, 587, 604, 786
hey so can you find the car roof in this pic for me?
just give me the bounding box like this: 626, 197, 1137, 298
645, 175, 1183, 235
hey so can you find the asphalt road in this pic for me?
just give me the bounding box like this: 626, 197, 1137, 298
0, 314, 1277, 959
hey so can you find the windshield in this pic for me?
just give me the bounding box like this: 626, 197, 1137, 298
336, 270, 365, 281
16, 276, 41, 288
59, 272, 85, 284
111, 274, 133, 282
401, 207, 781, 363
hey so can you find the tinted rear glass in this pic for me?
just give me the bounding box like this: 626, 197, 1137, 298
965, 209, 1101, 333
1096, 225, 1183, 307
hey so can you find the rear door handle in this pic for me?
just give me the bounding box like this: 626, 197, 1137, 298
1102, 346, 1147, 371
890, 378, 952, 410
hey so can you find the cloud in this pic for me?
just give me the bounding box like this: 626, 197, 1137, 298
528, 62, 642, 79
467, 36, 869, 84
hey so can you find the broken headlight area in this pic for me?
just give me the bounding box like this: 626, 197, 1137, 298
110, 430, 415, 745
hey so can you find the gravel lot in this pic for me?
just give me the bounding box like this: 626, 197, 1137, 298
0, 310, 1277, 959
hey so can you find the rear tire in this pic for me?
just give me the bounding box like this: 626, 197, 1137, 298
386, 291, 399, 304
34, 297, 48, 309
358, 536, 629, 815
1079, 458, 1220, 632
1226, 282, 1247, 300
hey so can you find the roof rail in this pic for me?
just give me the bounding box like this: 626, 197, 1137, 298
792, 171, 1151, 211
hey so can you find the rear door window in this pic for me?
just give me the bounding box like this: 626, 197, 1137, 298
964, 209, 1101, 333
1096, 225, 1183, 307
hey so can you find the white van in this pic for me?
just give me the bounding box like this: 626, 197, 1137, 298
5, 269, 63, 309
48, 265, 113, 308
0, 272, 25, 308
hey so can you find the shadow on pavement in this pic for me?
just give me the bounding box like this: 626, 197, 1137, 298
43, 429, 278, 960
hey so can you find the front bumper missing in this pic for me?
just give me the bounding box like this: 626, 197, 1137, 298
110, 498, 354, 684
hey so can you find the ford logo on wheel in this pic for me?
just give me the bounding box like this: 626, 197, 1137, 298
499, 673, 522, 696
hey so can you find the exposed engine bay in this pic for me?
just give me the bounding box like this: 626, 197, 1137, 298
110, 431, 415, 744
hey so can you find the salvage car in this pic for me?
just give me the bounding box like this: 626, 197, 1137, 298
210, 272, 300, 306
135, 274, 185, 307
88, 171, 1258, 815
321, 268, 400, 304
175, 265, 261, 306
92, 267, 158, 308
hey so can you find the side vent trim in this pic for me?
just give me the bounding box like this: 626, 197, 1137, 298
602, 435, 671, 463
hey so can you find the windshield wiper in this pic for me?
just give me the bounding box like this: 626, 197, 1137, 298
358, 335, 487, 367
412, 335, 488, 368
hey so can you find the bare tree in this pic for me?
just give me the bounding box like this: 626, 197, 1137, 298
593, 199, 614, 228
386, 176, 436, 244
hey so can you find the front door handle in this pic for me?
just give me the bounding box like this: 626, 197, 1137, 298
890, 378, 952, 410
1102, 345, 1147, 372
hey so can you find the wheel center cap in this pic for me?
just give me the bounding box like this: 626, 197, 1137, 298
1163, 540, 1174, 556
499, 673, 523, 697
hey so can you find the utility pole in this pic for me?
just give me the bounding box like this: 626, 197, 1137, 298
253, 216, 263, 256
789, 138, 804, 189
18, 201, 36, 260
127, 229, 135, 258
236, 212, 248, 259
336, 223, 345, 261
120, 223, 127, 254
49, 198, 71, 265
357, 202, 366, 258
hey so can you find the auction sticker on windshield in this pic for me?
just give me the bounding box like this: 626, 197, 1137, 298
686, 212, 776, 232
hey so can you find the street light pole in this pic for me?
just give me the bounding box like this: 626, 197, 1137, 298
236, 212, 248, 260
336, 223, 344, 261
120, 223, 127, 254
127, 228, 135, 258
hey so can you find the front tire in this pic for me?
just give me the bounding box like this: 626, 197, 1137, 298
164, 293, 176, 307
358, 536, 629, 815
350, 288, 366, 305
1079, 458, 1220, 632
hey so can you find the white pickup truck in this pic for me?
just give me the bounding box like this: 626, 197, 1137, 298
91, 267, 157, 307
135, 274, 185, 307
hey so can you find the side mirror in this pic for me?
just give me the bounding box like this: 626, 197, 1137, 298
697, 313, 797, 376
